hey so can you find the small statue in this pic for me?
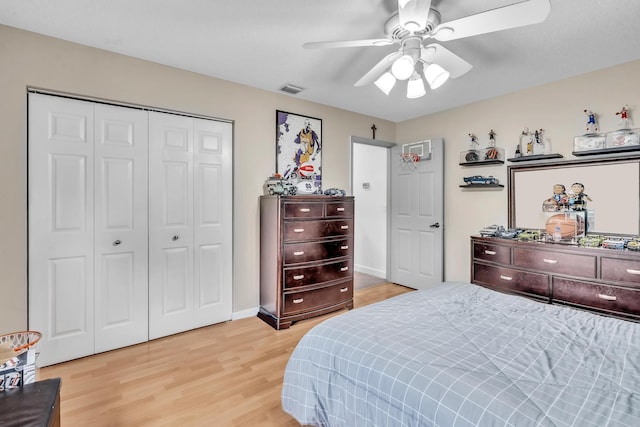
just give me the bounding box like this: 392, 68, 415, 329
616, 105, 632, 129
584, 109, 599, 133
468, 133, 479, 150
488, 129, 496, 146
543, 184, 569, 211
569, 182, 592, 211
514, 144, 521, 158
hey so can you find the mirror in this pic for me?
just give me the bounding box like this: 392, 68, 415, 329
508, 155, 640, 235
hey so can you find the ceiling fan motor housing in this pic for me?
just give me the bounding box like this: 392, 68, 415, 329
385, 8, 441, 40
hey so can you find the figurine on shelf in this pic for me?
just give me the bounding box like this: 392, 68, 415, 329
569, 182, 592, 211
485, 129, 499, 160
488, 129, 496, 146
465, 133, 479, 162
584, 109, 599, 133
468, 133, 479, 149
543, 184, 569, 211
514, 144, 522, 158
616, 105, 632, 129
534, 129, 543, 145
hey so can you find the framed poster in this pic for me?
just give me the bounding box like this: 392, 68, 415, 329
276, 110, 322, 193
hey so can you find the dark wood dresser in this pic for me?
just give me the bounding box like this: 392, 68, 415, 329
471, 235, 640, 321
259, 195, 354, 329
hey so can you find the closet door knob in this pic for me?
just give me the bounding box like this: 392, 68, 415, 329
172, 235, 180, 241
113, 240, 121, 246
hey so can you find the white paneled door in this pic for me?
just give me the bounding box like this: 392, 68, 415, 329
390, 139, 444, 290
93, 104, 149, 353
29, 94, 96, 366
148, 112, 233, 339
29, 93, 233, 366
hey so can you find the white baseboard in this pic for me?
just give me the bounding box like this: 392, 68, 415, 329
232, 306, 259, 320
354, 264, 386, 278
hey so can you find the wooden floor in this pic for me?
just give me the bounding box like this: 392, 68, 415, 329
38, 283, 413, 427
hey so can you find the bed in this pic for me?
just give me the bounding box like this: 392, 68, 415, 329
282, 282, 640, 426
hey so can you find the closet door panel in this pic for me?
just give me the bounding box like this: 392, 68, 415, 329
149, 112, 195, 339
193, 120, 233, 326
29, 93, 95, 367
94, 104, 148, 353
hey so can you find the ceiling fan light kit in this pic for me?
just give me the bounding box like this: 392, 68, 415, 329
374, 72, 397, 95
305, 0, 551, 98
407, 72, 426, 98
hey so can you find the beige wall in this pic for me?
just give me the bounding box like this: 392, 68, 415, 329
0, 25, 395, 333
397, 59, 640, 283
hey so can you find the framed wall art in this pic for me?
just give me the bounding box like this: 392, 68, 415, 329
276, 110, 322, 194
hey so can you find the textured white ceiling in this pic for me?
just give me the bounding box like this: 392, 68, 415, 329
1, 0, 639, 122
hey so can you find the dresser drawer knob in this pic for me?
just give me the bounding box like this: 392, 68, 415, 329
543, 258, 558, 264
292, 298, 304, 304
499, 275, 513, 281
626, 269, 640, 275
293, 251, 305, 256
293, 275, 305, 280
340, 225, 349, 230
336, 207, 345, 212
340, 266, 349, 272
293, 228, 305, 233
597, 294, 617, 301
484, 250, 496, 255
299, 208, 310, 213
340, 287, 349, 293
341, 245, 349, 250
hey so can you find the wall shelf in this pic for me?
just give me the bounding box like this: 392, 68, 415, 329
460, 184, 504, 190
507, 153, 563, 162
573, 145, 640, 157
459, 159, 504, 166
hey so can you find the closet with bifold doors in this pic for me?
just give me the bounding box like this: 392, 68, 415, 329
28, 92, 233, 367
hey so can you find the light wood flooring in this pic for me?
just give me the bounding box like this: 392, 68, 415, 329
38, 282, 413, 427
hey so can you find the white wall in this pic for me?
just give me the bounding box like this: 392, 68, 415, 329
353, 143, 387, 278
397, 59, 640, 283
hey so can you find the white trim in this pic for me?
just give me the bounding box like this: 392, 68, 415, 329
232, 307, 259, 320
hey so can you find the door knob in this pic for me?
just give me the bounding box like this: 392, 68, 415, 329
113, 240, 121, 246
429, 222, 440, 228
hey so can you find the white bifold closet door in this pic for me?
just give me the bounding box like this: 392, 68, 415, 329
148, 112, 233, 339
29, 93, 233, 367
29, 94, 149, 366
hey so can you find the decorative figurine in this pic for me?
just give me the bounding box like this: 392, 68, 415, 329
485, 129, 498, 160
584, 109, 599, 133
616, 105, 632, 129
543, 184, 569, 211
568, 182, 592, 211
514, 144, 521, 158
465, 133, 479, 162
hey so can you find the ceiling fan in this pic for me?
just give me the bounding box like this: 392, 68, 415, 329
304, 0, 551, 98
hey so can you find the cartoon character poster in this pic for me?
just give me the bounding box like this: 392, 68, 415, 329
276, 110, 322, 193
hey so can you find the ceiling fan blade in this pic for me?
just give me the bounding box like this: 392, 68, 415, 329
421, 43, 472, 79
354, 51, 402, 87
303, 39, 394, 49
432, 0, 550, 42
398, 0, 432, 32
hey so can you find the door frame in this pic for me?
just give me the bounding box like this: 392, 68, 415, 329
349, 136, 395, 280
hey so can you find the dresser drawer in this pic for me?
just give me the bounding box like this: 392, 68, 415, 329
601, 257, 640, 287
553, 277, 640, 318
284, 238, 353, 265
513, 247, 596, 278
283, 202, 323, 219
283, 281, 353, 315
283, 219, 353, 242
284, 260, 352, 289
325, 201, 354, 218
473, 241, 511, 265
473, 263, 549, 298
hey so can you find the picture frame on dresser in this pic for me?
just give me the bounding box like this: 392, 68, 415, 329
275, 110, 322, 192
